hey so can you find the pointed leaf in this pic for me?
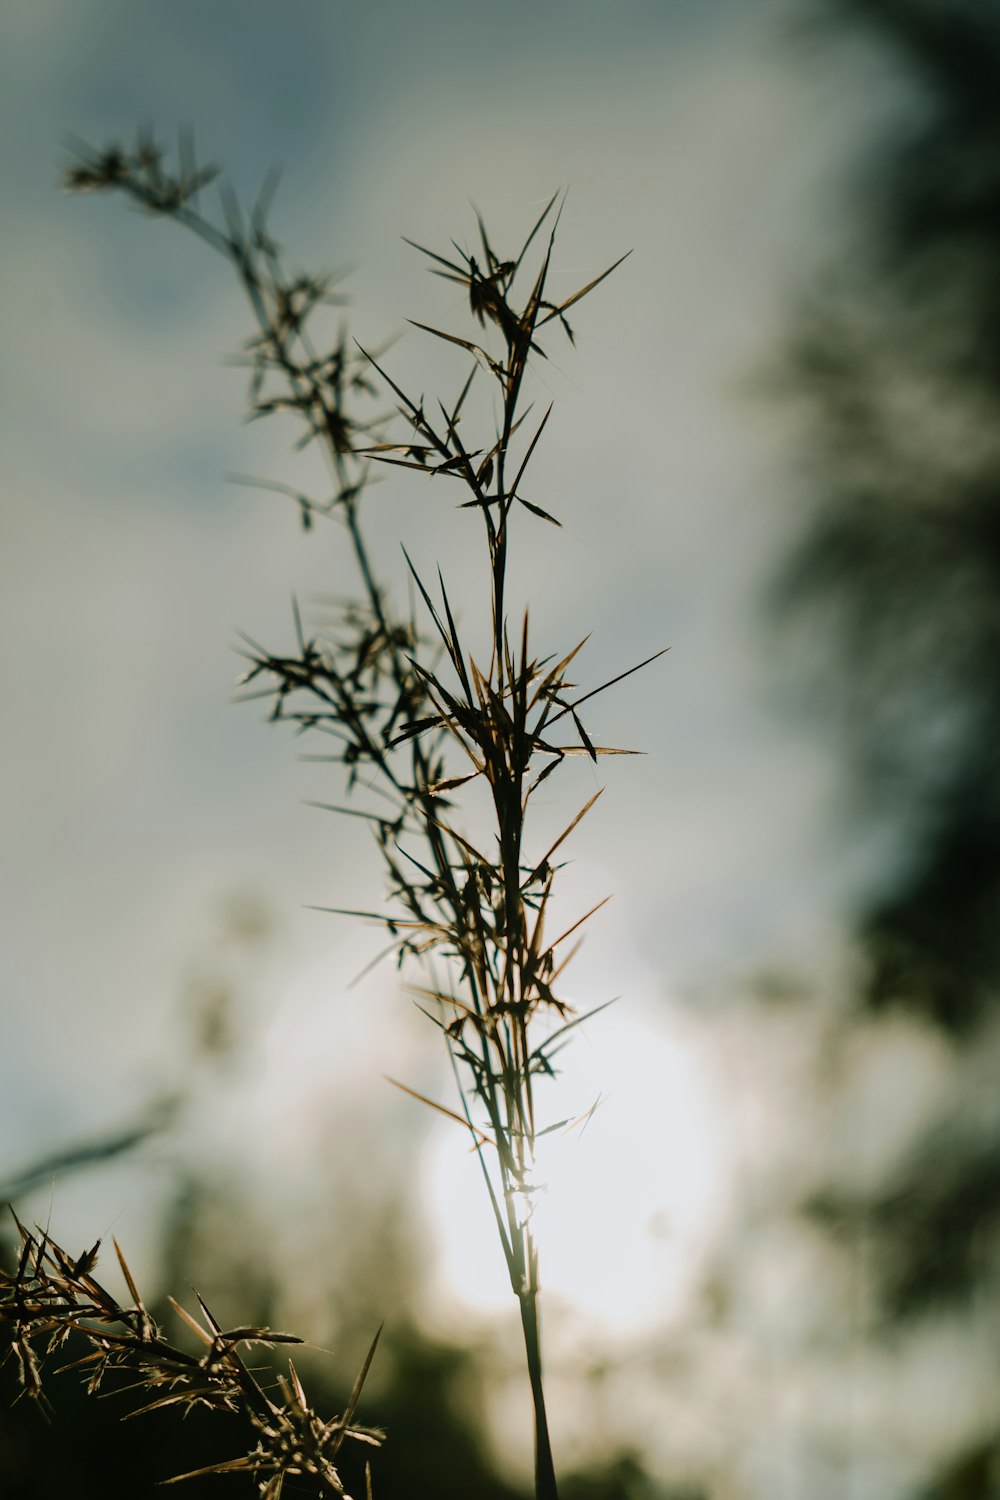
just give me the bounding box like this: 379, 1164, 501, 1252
538, 250, 633, 325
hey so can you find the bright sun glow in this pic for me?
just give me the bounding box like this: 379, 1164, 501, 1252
422, 997, 727, 1338
239, 938, 730, 1345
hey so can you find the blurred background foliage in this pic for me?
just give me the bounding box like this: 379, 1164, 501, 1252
5, 0, 1000, 1495
780, 0, 1000, 1329
771, 1, 1000, 1494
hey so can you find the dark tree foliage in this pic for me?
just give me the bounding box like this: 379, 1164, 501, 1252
784, 0, 1000, 1030
781, 3, 1000, 1494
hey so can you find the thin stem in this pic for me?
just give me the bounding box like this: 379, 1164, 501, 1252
518, 1259, 559, 1500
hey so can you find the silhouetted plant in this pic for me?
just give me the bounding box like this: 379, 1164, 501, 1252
0, 1214, 382, 1499
6, 131, 647, 1499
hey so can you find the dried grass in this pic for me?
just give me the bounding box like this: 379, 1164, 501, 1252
0, 1212, 380, 1499
3, 132, 652, 1499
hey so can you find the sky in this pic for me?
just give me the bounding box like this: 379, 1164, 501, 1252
0, 3, 945, 1495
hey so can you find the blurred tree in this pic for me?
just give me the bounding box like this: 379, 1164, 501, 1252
784, 0, 1000, 1031
778, 1, 1000, 1492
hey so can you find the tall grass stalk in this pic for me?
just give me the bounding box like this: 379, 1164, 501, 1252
8, 134, 651, 1498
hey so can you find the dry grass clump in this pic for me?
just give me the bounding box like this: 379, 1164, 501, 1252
0, 1212, 381, 1498
35, 131, 650, 1499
